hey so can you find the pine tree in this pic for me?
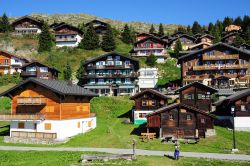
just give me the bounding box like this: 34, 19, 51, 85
101, 25, 116, 51
212, 25, 221, 44
244, 26, 250, 45
149, 24, 155, 34
63, 63, 72, 81
192, 21, 202, 34
234, 16, 243, 26
158, 23, 164, 37
38, 23, 53, 52
208, 23, 214, 34
0, 13, 12, 33
79, 25, 99, 50
223, 16, 233, 28
121, 24, 132, 44
242, 15, 250, 32
177, 26, 187, 33
146, 54, 157, 67
76, 59, 85, 85
186, 25, 192, 35
174, 38, 183, 58
233, 35, 245, 47
215, 20, 223, 34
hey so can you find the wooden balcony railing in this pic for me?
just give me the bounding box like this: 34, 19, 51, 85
193, 64, 250, 71
202, 54, 239, 60
0, 113, 45, 121
17, 97, 47, 105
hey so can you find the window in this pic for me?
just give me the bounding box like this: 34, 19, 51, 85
77, 122, 80, 128
169, 114, 174, 120
44, 123, 51, 130
142, 100, 147, 106
98, 79, 104, 84
18, 122, 25, 129
186, 114, 192, 120
139, 113, 147, 118
115, 61, 122, 66
183, 94, 194, 100
241, 105, 247, 111
34, 123, 37, 130
240, 59, 244, 64
15, 59, 19, 63
106, 61, 114, 66
201, 118, 205, 124
115, 56, 120, 60
107, 56, 113, 60
40, 67, 48, 73
141, 100, 156, 106
88, 121, 92, 127
125, 78, 131, 83
125, 61, 130, 66
4, 59, 9, 64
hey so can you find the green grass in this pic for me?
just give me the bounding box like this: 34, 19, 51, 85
0, 151, 250, 166
0, 96, 250, 155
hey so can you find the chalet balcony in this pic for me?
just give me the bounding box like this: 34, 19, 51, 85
20, 71, 37, 77
82, 73, 139, 79
0, 113, 45, 121
184, 73, 239, 80
0, 63, 10, 67
193, 64, 250, 71
17, 97, 47, 105
87, 64, 134, 70
133, 47, 165, 51
202, 54, 239, 60
55, 38, 77, 42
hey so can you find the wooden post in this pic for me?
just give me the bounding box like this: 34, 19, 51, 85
159, 127, 162, 138
132, 139, 136, 156
147, 127, 149, 133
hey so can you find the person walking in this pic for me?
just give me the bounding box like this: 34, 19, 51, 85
174, 142, 180, 160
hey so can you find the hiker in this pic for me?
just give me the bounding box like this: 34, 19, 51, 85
174, 142, 180, 160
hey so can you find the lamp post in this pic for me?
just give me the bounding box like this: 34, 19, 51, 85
231, 105, 238, 152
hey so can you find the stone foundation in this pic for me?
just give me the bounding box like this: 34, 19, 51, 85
4, 136, 68, 145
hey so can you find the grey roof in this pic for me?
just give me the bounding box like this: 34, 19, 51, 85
214, 88, 250, 106
216, 89, 234, 96
130, 89, 169, 100
21, 61, 60, 73
0, 78, 98, 97
175, 82, 218, 93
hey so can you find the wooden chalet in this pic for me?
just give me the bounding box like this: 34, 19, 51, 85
221, 31, 242, 45
146, 103, 215, 138
0, 50, 29, 75
136, 33, 155, 41
20, 61, 60, 80
214, 88, 250, 131
130, 89, 169, 124
225, 25, 242, 32
0, 78, 98, 142
130, 36, 167, 63
188, 42, 212, 51
168, 34, 196, 50
195, 34, 214, 44
178, 42, 250, 89
85, 19, 108, 34
53, 23, 83, 47
11, 16, 44, 34
170, 31, 186, 38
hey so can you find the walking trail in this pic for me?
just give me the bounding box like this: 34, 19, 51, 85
1, 146, 250, 161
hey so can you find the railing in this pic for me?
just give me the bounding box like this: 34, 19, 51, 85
87, 64, 134, 69
56, 38, 77, 42
17, 97, 47, 105
82, 73, 139, 79
0, 63, 10, 67
0, 113, 45, 121
133, 47, 165, 51
202, 54, 239, 60
11, 131, 56, 139
184, 73, 239, 80
193, 64, 250, 71
20, 71, 37, 77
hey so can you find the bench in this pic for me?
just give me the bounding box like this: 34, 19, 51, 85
183, 137, 200, 144
81, 154, 135, 163
140, 133, 156, 142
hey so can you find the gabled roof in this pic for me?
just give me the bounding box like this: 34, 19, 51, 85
147, 103, 216, 118
240, 43, 250, 50
214, 88, 250, 106
134, 36, 166, 45
195, 34, 214, 43
53, 23, 83, 35
11, 15, 44, 27
168, 34, 196, 45
175, 82, 217, 93
85, 19, 108, 26
130, 89, 169, 100
50, 22, 65, 28
84, 52, 139, 66
0, 50, 29, 63
171, 31, 186, 37
188, 42, 212, 50
0, 78, 98, 97
20, 61, 60, 73
178, 42, 250, 63
221, 31, 241, 41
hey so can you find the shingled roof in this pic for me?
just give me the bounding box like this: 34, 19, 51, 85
20, 61, 60, 73
175, 82, 217, 93
130, 89, 169, 100
11, 15, 44, 27
0, 49, 29, 63
0, 78, 98, 97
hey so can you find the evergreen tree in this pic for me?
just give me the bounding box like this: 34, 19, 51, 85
186, 25, 192, 35
192, 21, 202, 34
0, 13, 12, 33
63, 63, 72, 81
202, 25, 207, 32
244, 26, 250, 45
212, 25, 221, 44
79, 25, 99, 50
101, 25, 116, 51
121, 24, 133, 44
215, 20, 223, 34
223, 16, 233, 28
158, 23, 164, 37
38, 23, 53, 52
242, 15, 250, 32
174, 38, 183, 58
145, 54, 157, 67
177, 26, 187, 33
76, 59, 85, 85
234, 16, 243, 26
208, 23, 214, 34
233, 35, 245, 47
149, 24, 155, 34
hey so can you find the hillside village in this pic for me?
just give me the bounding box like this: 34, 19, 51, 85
0, 13, 250, 165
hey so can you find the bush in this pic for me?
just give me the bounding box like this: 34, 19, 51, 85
0, 73, 21, 86
145, 54, 157, 67
0, 97, 11, 113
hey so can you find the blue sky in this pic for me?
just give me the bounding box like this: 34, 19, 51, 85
0, 0, 249, 25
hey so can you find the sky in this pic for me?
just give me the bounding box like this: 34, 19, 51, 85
0, 0, 249, 25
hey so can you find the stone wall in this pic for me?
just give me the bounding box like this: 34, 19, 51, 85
4, 136, 68, 144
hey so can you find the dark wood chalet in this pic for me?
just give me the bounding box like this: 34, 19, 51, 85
170, 31, 186, 38
168, 34, 196, 50
53, 23, 83, 47
221, 32, 242, 45
146, 103, 215, 138
85, 19, 108, 34
130, 89, 169, 124
178, 42, 250, 89
214, 88, 250, 131
20, 61, 60, 80
195, 34, 214, 44
240, 44, 250, 52
81, 52, 139, 96
136, 33, 155, 41
188, 42, 212, 51
11, 16, 44, 34
176, 82, 217, 113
